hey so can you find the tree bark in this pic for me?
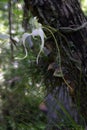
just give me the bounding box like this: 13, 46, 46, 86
23, 0, 87, 129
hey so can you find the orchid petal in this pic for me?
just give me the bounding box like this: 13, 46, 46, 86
32, 28, 45, 63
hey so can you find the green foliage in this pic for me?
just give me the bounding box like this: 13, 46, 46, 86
81, 0, 87, 15
0, 1, 46, 130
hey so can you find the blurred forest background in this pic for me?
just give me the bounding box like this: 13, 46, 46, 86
0, 0, 87, 130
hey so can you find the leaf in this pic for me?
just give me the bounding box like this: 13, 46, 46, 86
48, 62, 57, 70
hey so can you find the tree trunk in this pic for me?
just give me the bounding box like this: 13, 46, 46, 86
23, 0, 87, 129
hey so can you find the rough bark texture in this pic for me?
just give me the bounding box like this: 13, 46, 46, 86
23, 0, 87, 129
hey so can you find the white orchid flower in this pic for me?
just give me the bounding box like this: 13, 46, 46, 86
22, 21, 45, 64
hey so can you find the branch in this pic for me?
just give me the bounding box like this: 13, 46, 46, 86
8, 0, 14, 60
